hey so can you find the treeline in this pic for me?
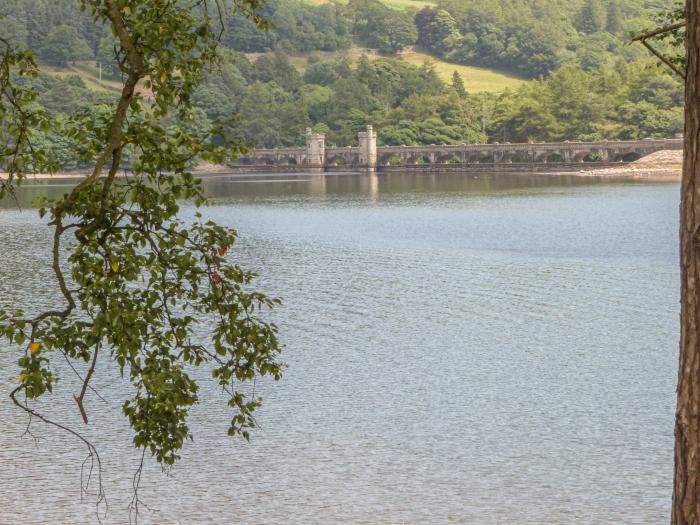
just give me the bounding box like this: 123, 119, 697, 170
412, 0, 656, 78
224, 0, 668, 78
0, 0, 682, 166
0, 0, 670, 79
218, 53, 683, 146
0, 0, 99, 64
17, 48, 682, 170
491, 61, 683, 142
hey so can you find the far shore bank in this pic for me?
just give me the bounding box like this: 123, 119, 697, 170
552, 149, 681, 180
1, 150, 682, 182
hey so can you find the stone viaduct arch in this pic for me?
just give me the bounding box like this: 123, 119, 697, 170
230, 127, 682, 173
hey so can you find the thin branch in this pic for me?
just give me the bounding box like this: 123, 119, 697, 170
61, 350, 109, 404
631, 21, 686, 80
640, 40, 686, 79
128, 447, 149, 525
75, 342, 101, 424
10, 386, 107, 520
631, 21, 685, 42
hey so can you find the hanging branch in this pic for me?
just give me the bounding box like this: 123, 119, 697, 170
632, 21, 686, 79
0, 1, 284, 523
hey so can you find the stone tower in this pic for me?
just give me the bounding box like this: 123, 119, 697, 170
305, 128, 325, 171
358, 125, 377, 172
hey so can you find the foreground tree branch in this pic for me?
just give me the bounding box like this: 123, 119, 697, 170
632, 5, 686, 80
0, 1, 283, 520
632, 26, 685, 79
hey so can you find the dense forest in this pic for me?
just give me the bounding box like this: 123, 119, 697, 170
0, 0, 684, 163
0, 0, 671, 76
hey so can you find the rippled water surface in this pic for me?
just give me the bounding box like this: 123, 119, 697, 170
0, 172, 680, 524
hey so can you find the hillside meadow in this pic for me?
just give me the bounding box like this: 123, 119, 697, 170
285, 49, 525, 92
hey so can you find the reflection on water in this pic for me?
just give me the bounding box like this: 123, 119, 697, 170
202, 171, 628, 202
2, 171, 643, 209
0, 172, 680, 524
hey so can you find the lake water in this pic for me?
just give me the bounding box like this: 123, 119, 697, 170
0, 172, 680, 524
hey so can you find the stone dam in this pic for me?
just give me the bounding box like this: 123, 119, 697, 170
229, 126, 682, 173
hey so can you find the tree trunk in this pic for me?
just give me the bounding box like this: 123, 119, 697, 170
674, 2, 700, 523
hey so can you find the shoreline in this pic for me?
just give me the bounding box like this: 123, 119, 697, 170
1, 150, 682, 182
551, 149, 681, 180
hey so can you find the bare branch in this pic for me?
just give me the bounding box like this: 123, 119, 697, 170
632, 21, 686, 79
10, 386, 107, 518
631, 21, 685, 42
640, 40, 686, 79
75, 342, 101, 424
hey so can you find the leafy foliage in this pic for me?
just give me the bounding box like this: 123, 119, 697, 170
347, 0, 417, 53
0, 0, 283, 488
490, 61, 684, 142
417, 0, 658, 78
641, 0, 685, 75
0, 34, 55, 192
0, 0, 677, 80
0, 1, 685, 155
189, 50, 682, 147
39, 25, 93, 66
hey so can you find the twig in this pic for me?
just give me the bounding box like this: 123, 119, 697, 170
75, 342, 101, 424
10, 386, 107, 521
632, 21, 686, 79
640, 40, 686, 79
631, 22, 685, 42
61, 351, 109, 404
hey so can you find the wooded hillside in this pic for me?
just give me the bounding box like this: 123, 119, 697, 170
0, 0, 683, 159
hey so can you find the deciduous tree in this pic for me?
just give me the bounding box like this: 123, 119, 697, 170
0, 1, 283, 520
39, 24, 92, 66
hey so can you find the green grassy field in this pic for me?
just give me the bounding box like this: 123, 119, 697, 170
47, 49, 524, 97
42, 62, 123, 94
395, 51, 525, 92
297, 0, 524, 92
287, 49, 525, 93
41, 61, 160, 98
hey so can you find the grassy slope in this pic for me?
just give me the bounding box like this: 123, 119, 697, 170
394, 51, 524, 92
50, 53, 524, 95
41, 63, 122, 94
38, 0, 523, 95
288, 49, 525, 93
297, 0, 525, 93
42, 62, 154, 98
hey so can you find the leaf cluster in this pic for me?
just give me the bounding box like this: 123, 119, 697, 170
0, 34, 56, 197
0, 0, 283, 472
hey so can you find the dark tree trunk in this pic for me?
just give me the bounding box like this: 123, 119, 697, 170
674, 2, 700, 523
